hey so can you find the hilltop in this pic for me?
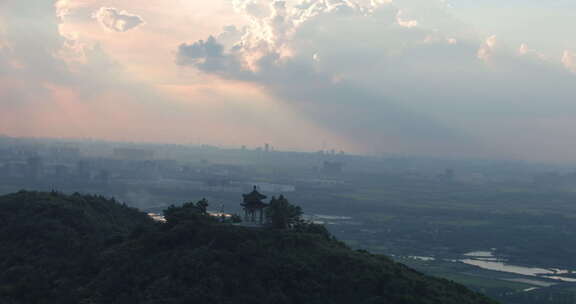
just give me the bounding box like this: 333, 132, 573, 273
0, 191, 498, 304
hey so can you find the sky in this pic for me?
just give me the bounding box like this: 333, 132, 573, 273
1, 0, 576, 162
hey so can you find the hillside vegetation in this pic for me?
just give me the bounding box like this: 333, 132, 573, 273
0, 191, 498, 304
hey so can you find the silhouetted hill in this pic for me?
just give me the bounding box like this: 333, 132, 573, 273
0, 191, 498, 304
0, 191, 155, 303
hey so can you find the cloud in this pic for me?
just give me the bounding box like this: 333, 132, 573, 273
176, 36, 250, 78
518, 43, 541, 57
92, 7, 145, 32
396, 9, 418, 28
562, 50, 576, 73
55, 0, 72, 19
176, 0, 479, 155
0, 0, 70, 96
232, 0, 272, 18
175, 0, 576, 158
0, 0, 336, 151
0, 0, 169, 138
477, 35, 497, 62
3, 0, 576, 161
177, 36, 224, 67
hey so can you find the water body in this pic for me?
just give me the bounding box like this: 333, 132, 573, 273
409, 256, 435, 261
464, 251, 496, 258
461, 251, 576, 283
303, 214, 357, 225
313, 215, 353, 220
505, 278, 555, 288
148, 213, 166, 222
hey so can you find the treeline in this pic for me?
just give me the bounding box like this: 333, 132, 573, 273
0, 191, 497, 304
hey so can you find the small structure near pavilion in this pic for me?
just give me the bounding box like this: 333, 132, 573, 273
241, 186, 268, 223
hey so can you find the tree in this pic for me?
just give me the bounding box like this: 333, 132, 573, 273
163, 199, 211, 224
195, 198, 209, 215
230, 214, 242, 223
265, 195, 303, 229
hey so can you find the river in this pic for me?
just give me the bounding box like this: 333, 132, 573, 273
461, 251, 576, 283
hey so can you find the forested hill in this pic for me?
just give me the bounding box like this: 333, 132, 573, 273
0, 191, 498, 304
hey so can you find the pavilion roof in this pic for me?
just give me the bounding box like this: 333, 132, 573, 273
241, 186, 268, 208
243, 186, 267, 200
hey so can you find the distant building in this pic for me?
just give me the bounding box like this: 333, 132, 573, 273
50, 146, 80, 159
53, 165, 69, 178
437, 169, 455, 181
322, 161, 344, 175
249, 182, 296, 193
203, 177, 231, 187
95, 169, 110, 185
113, 148, 155, 160
76, 160, 91, 180
26, 156, 44, 180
